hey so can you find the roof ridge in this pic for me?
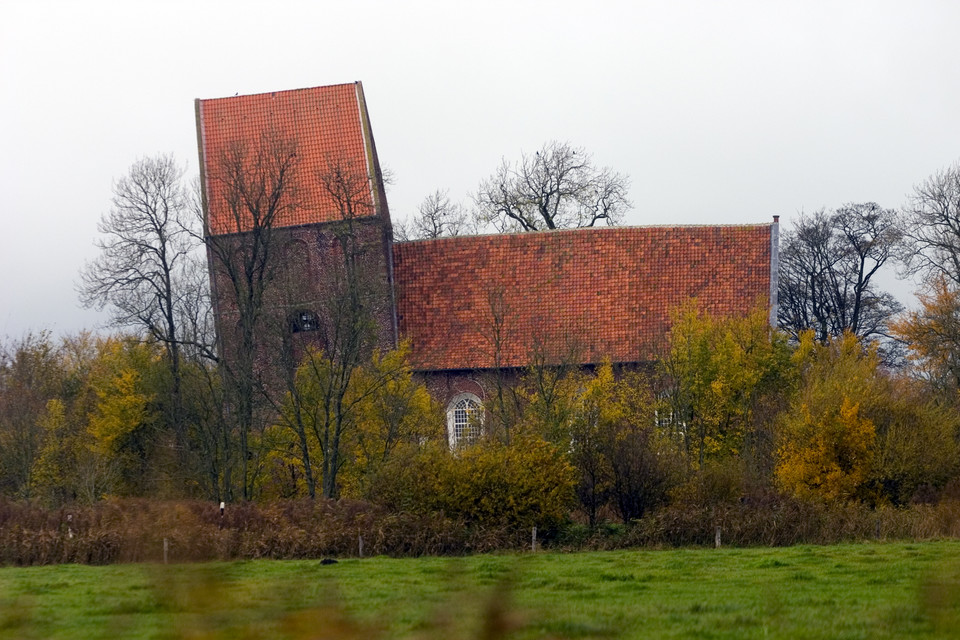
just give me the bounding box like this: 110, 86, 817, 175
395, 221, 776, 245
198, 81, 361, 103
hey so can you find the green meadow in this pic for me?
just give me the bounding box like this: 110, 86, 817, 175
2, 541, 960, 639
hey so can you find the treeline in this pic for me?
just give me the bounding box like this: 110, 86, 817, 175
2, 298, 960, 536
0, 332, 220, 502
5, 153, 960, 558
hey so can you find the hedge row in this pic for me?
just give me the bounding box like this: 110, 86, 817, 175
2, 496, 960, 566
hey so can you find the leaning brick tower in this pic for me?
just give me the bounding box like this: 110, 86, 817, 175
195, 82, 397, 379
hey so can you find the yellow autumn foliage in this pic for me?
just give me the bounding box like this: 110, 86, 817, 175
776, 396, 875, 502
776, 332, 881, 502
272, 343, 443, 500
30, 398, 69, 498
429, 434, 577, 530
663, 300, 792, 465
777, 331, 960, 504
25, 335, 165, 504
517, 361, 679, 524
86, 337, 159, 457
339, 345, 443, 499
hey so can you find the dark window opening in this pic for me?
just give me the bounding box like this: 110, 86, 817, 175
291, 310, 320, 333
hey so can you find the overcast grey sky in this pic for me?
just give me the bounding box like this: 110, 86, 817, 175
2, 0, 958, 338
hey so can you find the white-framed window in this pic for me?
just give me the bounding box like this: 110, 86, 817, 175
655, 408, 687, 438
446, 393, 482, 448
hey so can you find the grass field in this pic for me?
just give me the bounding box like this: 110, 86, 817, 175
2, 541, 960, 639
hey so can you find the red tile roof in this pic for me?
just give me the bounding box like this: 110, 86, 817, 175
197, 83, 376, 235
393, 225, 774, 371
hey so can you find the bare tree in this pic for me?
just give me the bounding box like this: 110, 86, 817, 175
474, 141, 631, 232
405, 189, 474, 240
200, 132, 301, 500
79, 155, 195, 448
902, 161, 960, 288
778, 203, 903, 345
278, 157, 397, 498
480, 284, 522, 446
898, 162, 960, 390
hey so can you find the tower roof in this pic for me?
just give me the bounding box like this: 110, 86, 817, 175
196, 82, 385, 236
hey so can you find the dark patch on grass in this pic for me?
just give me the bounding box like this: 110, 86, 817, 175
688, 602, 738, 615
523, 577, 551, 588
554, 579, 588, 591
598, 572, 635, 582
758, 559, 789, 568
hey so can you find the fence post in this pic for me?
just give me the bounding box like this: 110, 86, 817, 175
531, 526, 537, 552
358, 534, 364, 558
715, 526, 721, 549
163, 537, 169, 564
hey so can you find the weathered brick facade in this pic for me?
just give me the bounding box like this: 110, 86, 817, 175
206, 219, 397, 392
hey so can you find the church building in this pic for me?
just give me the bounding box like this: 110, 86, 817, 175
195, 82, 778, 447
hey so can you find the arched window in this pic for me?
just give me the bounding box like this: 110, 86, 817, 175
446, 393, 482, 448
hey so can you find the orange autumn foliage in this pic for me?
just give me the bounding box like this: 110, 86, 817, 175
890, 275, 960, 392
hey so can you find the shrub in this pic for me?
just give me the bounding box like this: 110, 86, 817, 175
429, 436, 577, 532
